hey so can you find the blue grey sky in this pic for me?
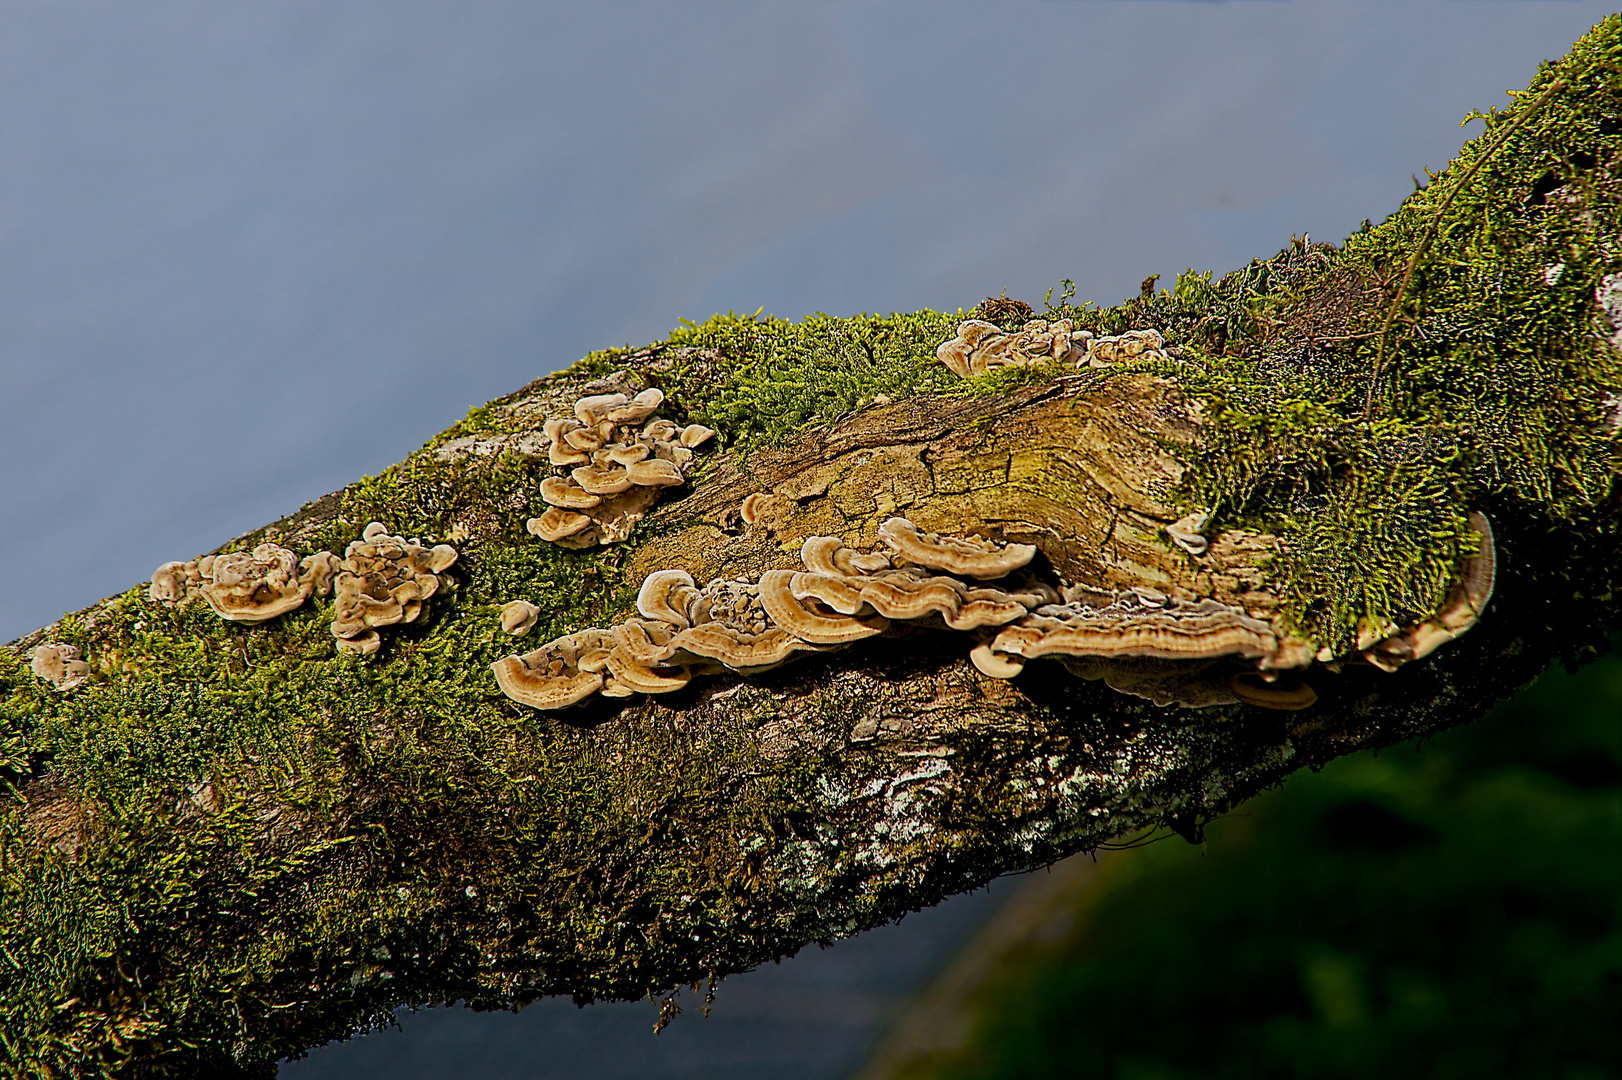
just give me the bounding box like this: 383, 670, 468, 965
0, 2, 1608, 642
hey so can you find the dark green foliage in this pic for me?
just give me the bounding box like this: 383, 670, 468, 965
898, 648, 1622, 1080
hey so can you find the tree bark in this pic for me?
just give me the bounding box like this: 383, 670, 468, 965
2, 20, 1619, 1078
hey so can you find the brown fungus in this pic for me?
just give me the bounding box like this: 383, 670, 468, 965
876, 517, 1036, 580
492, 628, 613, 709
329, 522, 458, 656
740, 492, 774, 527
1166, 511, 1211, 557
758, 569, 890, 645
636, 569, 706, 629
1358, 511, 1497, 672
1081, 328, 1169, 367
981, 592, 1285, 676
527, 386, 715, 549
30, 643, 90, 692
200, 544, 340, 624
935, 317, 1091, 377
1229, 671, 1319, 711
499, 600, 542, 637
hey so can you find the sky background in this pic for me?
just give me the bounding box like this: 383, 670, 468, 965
0, 1, 1611, 1073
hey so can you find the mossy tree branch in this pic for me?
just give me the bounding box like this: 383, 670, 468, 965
3, 20, 1620, 1078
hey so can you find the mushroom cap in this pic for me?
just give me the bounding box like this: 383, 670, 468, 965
794, 568, 1034, 631
574, 392, 629, 424
541, 476, 602, 509
571, 464, 634, 496
427, 544, 459, 574
299, 551, 343, 596
492, 654, 604, 709
759, 570, 889, 645
1166, 512, 1211, 556
669, 623, 814, 672
335, 630, 382, 656
149, 560, 195, 603
799, 536, 895, 577
603, 443, 651, 467
1362, 511, 1497, 667
740, 492, 773, 527
604, 388, 665, 424
200, 543, 312, 623
1229, 671, 1318, 711
604, 648, 690, 694
642, 418, 679, 442
30, 643, 90, 690
992, 597, 1278, 663
876, 517, 1036, 579
500, 599, 543, 637
679, 424, 716, 449
549, 441, 590, 467
612, 618, 680, 665
970, 642, 1025, 679
626, 458, 685, 488
637, 569, 702, 628
563, 427, 605, 452
528, 508, 595, 542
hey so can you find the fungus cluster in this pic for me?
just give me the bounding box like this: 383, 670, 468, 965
147, 526, 457, 656
151, 544, 340, 622
527, 388, 715, 548
329, 522, 459, 656
494, 517, 1061, 711
497, 495, 1499, 714
29, 643, 90, 691
935, 319, 1173, 377
935, 318, 1092, 377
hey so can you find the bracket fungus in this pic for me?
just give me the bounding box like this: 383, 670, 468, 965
1355, 512, 1497, 673
739, 492, 775, 527
494, 504, 1498, 714
29, 643, 90, 692
875, 517, 1037, 580
1166, 511, 1212, 557
526, 388, 716, 549
1082, 328, 1170, 367
199, 544, 340, 623
151, 545, 340, 623
148, 557, 212, 605
329, 522, 459, 656
935, 317, 1092, 377
499, 600, 543, 637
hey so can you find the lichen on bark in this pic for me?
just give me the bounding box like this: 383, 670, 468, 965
2, 18, 1620, 1078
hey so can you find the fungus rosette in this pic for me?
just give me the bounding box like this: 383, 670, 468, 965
329, 522, 459, 656
526, 388, 716, 548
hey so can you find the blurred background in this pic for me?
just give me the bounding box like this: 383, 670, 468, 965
2, 2, 1616, 1076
